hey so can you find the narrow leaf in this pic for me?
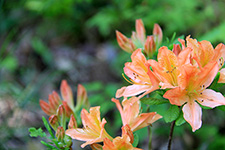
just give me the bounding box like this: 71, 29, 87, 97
42, 116, 55, 139
40, 141, 58, 149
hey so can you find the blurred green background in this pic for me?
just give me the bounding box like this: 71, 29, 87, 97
0, 0, 225, 149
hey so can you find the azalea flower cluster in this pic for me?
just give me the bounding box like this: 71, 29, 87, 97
34, 19, 225, 149
116, 20, 225, 132
39, 80, 161, 149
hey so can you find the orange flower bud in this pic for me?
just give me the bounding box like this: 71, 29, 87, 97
48, 91, 61, 112
56, 126, 65, 142
60, 80, 74, 110
76, 84, 90, 111
39, 100, 54, 116
172, 44, 182, 56
62, 101, 74, 118
153, 23, 163, 45
49, 115, 59, 131
68, 114, 77, 129
144, 35, 156, 57
135, 19, 146, 45
116, 30, 136, 53
57, 105, 66, 129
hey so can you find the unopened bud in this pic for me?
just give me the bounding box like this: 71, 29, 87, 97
56, 126, 65, 142
68, 114, 77, 129
116, 30, 136, 53
76, 84, 90, 111
135, 19, 146, 45
62, 101, 74, 118
57, 105, 66, 129
172, 44, 182, 56
153, 24, 163, 45
61, 80, 74, 110
39, 100, 53, 116
144, 35, 156, 58
48, 91, 61, 112
49, 115, 59, 131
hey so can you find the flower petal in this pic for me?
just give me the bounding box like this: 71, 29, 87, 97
218, 68, 225, 83
163, 87, 187, 106
182, 101, 202, 132
131, 113, 162, 132
198, 89, 225, 108
123, 84, 150, 97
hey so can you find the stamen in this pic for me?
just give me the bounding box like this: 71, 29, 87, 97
122, 73, 134, 85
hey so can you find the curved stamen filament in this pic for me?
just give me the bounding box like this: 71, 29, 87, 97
122, 73, 150, 86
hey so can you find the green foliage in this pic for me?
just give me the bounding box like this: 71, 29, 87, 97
29, 117, 72, 149
217, 105, 225, 111
42, 116, 55, 139
29, 127, 46, 138
163, 105, 180, 123
31, 38, 53, 66
132, 133, 139, 147
0, 55, 18, 71
175, 111, 186, 126
199, 21, 225, 43
141, 97, 169, 105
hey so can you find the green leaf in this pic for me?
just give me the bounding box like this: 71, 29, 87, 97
40, 141, 58, 150
29, 127, 46, 137
175, 111, 186, 126
217, 105, 225, 111
141, 97, 169, 105
199, 104, 212, 110
31, 38, 53, 66
164, 105, 180, 123
0, 56, 18, 71
42, 116, 55, 139
132, 133, 139, 147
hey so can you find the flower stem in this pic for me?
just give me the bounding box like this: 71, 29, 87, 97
148, 126, 152, 150
168, 120, 175, 150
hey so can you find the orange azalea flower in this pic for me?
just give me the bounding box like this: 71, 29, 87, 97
116, 49, 159, 98
184, 36, 225, 69
148, 46, 191, 89
164, 61, 225, 131
102, 125, 142, 150
66, 106, 113, 148
112, 97, 162, 132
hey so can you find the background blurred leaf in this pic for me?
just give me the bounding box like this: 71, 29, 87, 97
29, 127, 46, 138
